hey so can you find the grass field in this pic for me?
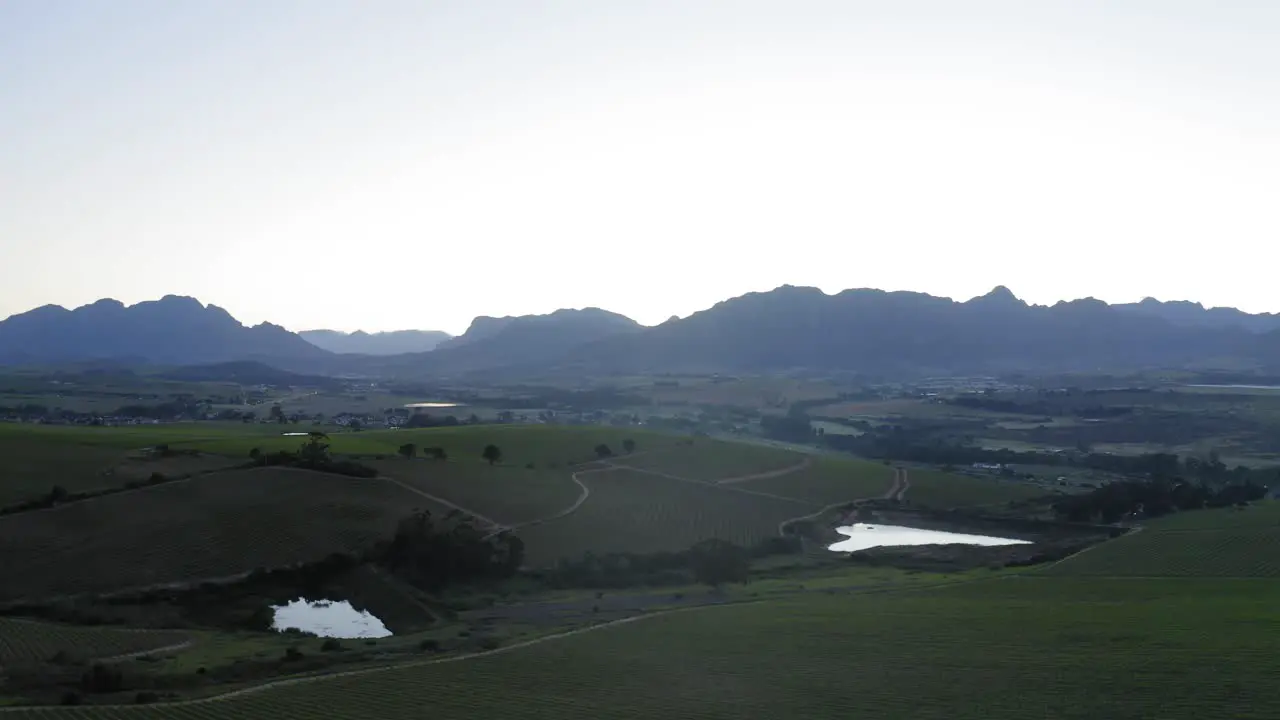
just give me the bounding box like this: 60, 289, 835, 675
1044, 502, 1280, 578
0, 619, 189, 665
516, 469, 811, 566
0, 468, 437, 602
4, 576, 1276, 718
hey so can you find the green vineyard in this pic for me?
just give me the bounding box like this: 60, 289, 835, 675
2, 577, 1276, 719
515, 469, 811, 566
0, 619, 189, 665
1045, 503, 1280, 578
0, 468, 429, 602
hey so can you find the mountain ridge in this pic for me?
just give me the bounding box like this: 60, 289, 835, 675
3, 288, 1280, 376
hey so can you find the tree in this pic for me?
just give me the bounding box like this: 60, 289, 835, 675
249, 447, 262, 464
623, 438, 637, 454
425, 446, 448, 461
468, 414, 480, 425
270, 404, 286, 424
398, 443, 417, 460
242, 411, 256, 423
594, 443, 613, 458
482, 444, 503, 465
689, 538, 750, 588
299, 435, 330, 465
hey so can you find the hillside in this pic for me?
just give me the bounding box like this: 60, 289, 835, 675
0, 296, 330, 367
299, 329, 452, 355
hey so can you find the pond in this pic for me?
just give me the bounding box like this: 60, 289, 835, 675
272, 598, 392, 639
403, 402, 460, 408
828, 524, 1032, 553
281, 432, 310, 436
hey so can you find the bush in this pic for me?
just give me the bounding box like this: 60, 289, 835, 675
479, 637, 501, 650
320, 638, 343, 652
60, 691, 82, 706
283, 647, 304, 662
418, 639, 440, 652
135, 691, 160, 704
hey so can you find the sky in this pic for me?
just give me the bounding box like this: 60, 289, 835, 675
2, 1, 1278, 334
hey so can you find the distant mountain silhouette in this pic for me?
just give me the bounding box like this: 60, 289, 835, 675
368, 308, 642, 375
299, 329, 452, 355
1113, 298, 1280, 333
543, 286, 1280, 376
0, 296, 330, 366
4, 288, 1280, 377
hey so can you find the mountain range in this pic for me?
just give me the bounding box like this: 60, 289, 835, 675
0, 296, 326, 367
299, 329, 452, 355
2, 288, 1280, 377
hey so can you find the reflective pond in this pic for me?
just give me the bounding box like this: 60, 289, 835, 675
272, 598, 392, 639
828, 523, 1031, 553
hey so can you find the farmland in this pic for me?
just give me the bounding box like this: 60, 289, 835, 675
0, 467, 435, 602
0, 619, 190, 665
1044, 502, 1280, 578
4, 416, 1229, 715
0, 575, 1276, 719
374, 461, 582, 528
724, 456, 894, 505
515, 469, 813, 566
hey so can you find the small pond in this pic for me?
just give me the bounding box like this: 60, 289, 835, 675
281, 432, 310, 436
272, 598, 392, 639
404, 402, 460, 409
828, 523, 1032, 553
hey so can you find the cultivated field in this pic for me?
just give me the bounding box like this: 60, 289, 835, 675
0, 619, 190, 665
3, 576, 1276, 718
374, 461, 581, 528
608, 443, 808, 482
0, 467, 437, 602
1044, 502, 1280, 578
726, 456, 894, 505
0, 433, 129, 505
515, 469, 812, 566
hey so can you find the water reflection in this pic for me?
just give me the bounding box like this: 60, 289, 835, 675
828, 523, 1031, 553
272, 598, 391, 638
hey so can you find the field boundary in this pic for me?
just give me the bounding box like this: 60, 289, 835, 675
777, 467, 907, 537
715, 457, 812, 485
604, 462, 815, 507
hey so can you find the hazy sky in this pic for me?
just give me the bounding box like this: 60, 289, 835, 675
3, 1, 1278, 334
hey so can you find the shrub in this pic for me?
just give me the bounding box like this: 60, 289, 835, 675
283, 647, 304, 662
320, 638, 343, 652
135, 691, 160, 704
419, 639, 440, 652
